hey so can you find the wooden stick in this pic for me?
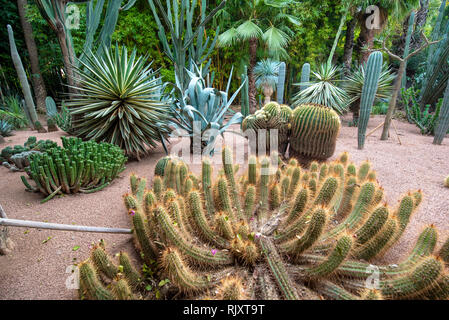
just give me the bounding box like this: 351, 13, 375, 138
0, 218, 132, 234
366, 121, 385, 137
391, 119, 402, 145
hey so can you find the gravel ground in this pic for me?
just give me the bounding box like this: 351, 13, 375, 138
0, 115, 448, 300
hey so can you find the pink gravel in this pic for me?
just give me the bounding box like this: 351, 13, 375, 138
0, 115, 448, 300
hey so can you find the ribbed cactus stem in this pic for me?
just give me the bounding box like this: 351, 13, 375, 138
79, 262, 114, 300
244, 185, 256, 218
300, 63, 311, 92
358, 51, 383, 150
91, 245, 118, 279
306, 234, 353, 278
132, 211, 158, 263
111, 279, 135, 300
260, 237, 299, 300
118, 252, 142, 289
154, 206, 233, 266
380, 256, 443, 299
222, 147, 242, 218
355, 206, 389, 245
161, 248, 213, 292
202, 158, 215, 217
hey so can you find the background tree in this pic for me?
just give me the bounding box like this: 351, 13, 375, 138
17, 0, 47, 113
217, 0, 300, 113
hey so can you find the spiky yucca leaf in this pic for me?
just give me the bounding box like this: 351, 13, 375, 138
67, 46, 172, 159
292, 63, 348, 114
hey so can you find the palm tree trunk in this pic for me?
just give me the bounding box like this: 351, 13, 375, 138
343, 17, 357, 75
248, 37, 258, 113
381, 60, 406, 140
17, 0, 47, 113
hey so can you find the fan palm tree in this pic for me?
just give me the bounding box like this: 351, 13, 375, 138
217, 0, 300, 113
254, 59, 281, 104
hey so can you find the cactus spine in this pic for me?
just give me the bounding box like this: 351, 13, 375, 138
358, 51, 383, 150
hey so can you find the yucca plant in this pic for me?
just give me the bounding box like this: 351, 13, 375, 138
67, 46, 172, 160
292, 63, 348, 114
0, 95, 28, 129
344, 63, 395, 123
254, 59, 281, 105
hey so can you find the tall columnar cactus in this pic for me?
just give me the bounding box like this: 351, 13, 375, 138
358, 51, 383, 150
241, 65, 250, 117
277, 62, 287, 104
7, 24, 38, 129
21, 137, 126, 203
433, 77, 449, 145
45, 97, 58, 132
77, 148, 449, 300
290, 104, 341, 160
300, 63, 311, 92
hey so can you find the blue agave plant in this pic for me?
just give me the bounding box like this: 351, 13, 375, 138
0, 120, 13, 137
171, 63, 246, 154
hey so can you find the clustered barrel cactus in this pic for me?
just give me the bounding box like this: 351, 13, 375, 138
21, 137, 127, 203
77, 147, 449, 300
242, 103, 340, 161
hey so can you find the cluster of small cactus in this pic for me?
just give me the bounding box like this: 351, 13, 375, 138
242, 102, 292, 156
0, 136, 57, 169
21, 137, 126, 203
242, 103, 340, 161
77, 147, 449, 300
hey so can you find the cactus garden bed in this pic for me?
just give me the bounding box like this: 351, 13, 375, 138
0, 115, 448, 299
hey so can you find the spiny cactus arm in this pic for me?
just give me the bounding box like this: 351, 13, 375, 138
153, 176, 163, 201
161, 248, 216, 293
379, 256, 443, 299
280, 208, 327, 256
284, 188, 308, 226
439, 237, 449, 264
79, 262, 114, 300
259, 158, 270, 221
288, 167, 300, 197
353, 218, 397, 261
354, 205, 389, 245
305, 234, 353, 278
188, 191, 229, 248
389, 194, 416, 247
215, 213, 235, 240
201, 158, 215, 217
132, 211, 159, 263
216, 277, 246, 300
269, 184, 281, 210
222, 147, 242, 218
118, 252, 142, 289
359, 289, 383, 300
154, 206, 233, 266
216, 177, 234, 219
313, 176, 339, 207
111, 278, 135, 300
322, 181, 375, 241
260, 237, 299, 300
335, 176, 358, 218
91, 245, 119, 279
315, 280, 359, 300
243, 185, 256, 219
419, 273, 449, 300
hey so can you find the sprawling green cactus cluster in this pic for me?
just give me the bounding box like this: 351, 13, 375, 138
21, 137, 126, 203
77, 147, 449, 300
